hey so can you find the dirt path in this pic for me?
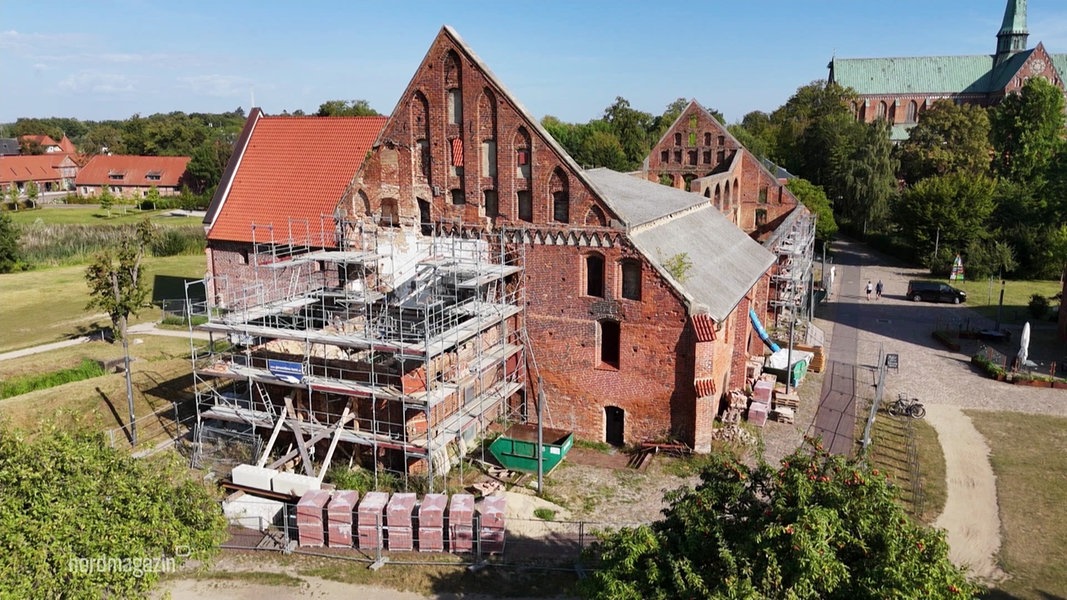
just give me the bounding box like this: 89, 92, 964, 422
925, 405, 1006, 582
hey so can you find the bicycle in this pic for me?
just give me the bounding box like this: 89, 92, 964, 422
887, 393, 926, 419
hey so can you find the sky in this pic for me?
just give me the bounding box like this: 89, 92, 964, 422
2, 0, 1067, 126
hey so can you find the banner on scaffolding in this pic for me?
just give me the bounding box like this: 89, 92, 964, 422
268, 359, 304, 384
949, 254, 965, 281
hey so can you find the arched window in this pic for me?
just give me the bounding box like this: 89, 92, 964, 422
585, 205, 607, 227
704, 132, 712, 146
517, 190, 532, 222
674, 132, 682, 146
585, 254, 604, 297
906, 100, 918, 123
484, 190, 498, 217
714, 184, 722, 208
621, 259, 641, 301
877, 101, 888, 119
724, 181, 732, 207
599, 320, 620, 368
549, 169, 569, 223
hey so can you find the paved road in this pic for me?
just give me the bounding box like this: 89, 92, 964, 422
0, 322, 209, 362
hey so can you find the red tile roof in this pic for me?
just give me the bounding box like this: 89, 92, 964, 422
58, 135, 77, 154
75, 155, 190, 187
0, 154, 73, 184
207, 114, 387, 246
20, 134, 59, 148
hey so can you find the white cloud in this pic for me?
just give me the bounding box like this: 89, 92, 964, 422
58, 71, 135, 94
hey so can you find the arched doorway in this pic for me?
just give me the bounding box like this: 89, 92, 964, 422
605, 406, 624, 446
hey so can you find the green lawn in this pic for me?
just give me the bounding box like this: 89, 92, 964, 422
0, 254, 207, 353
8, 206, 204, 227
967, 411, 1067, 599
950, 278, 1062, 325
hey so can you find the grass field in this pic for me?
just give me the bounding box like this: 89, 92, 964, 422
8, 206, 204, 227
968, 411, 1067, 600
949, 278, 1062, 325
866, 414, 946, 523
0, 254, 207, 353
0, 335, 199, 447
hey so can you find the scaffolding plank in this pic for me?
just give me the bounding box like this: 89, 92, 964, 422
454, 265, 522, 289
256, 406, 289, 468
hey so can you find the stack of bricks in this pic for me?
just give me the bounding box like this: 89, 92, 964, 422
326, 490, 358, 548
748, 379, 773, 427
386, 493, 417, 552
478, 495, 506, 554
357, 491, 389, 551
448, 494, 475, 553
296, 489, 331, 548
418, 493, 447, 552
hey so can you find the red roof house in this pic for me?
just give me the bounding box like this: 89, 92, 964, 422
75, 155, 191, 198
0, 154, 79, 193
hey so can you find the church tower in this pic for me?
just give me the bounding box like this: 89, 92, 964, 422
995, 0, 1029, 66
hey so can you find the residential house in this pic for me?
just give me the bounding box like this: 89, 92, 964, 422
0, 153, 79, 195
75, 155, 190, 199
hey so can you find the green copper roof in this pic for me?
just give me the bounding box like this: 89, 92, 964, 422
999, 0, 1028, 36
831, 55, 997, 94
1054, 54, 1067, 81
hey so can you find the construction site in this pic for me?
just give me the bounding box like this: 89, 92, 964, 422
186, 217, 529, 492
767, 209, 818, 336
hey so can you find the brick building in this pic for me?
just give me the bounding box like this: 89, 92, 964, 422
829, 0, 1067, 140
0, 153, 79, 195
195, 26, 801, 483
75, 155, 191, 199
340, 27, 779, 451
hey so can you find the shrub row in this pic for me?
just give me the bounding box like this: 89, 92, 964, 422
0, 358, 106, 399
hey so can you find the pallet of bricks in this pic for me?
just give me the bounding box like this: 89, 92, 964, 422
478, 495, 506, 554
387, 493, 417, 551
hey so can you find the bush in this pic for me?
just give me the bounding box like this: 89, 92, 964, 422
1029, 294, 1051, 319
148, 226, 206, 257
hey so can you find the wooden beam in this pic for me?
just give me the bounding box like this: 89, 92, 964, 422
284, 396, 315, 477
255, 406, 288, 468
317, 407, 351, 483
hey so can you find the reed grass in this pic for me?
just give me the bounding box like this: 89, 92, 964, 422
17, 223, 204, 267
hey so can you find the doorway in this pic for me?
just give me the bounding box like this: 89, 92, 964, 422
605, 406, 625, 446
418, 198, 432, 235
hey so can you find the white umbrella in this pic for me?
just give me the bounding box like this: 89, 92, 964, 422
1017, 321, 1031, 367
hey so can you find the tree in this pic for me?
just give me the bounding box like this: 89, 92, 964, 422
0, 210, 20, 273
97, 186, 115, 217
0, 427, 227, 598
316, 99, 380, 116
787, 178, 838, 243
187, 135, 235, 194
833, 119, 898, 232
771, 81, 859, 183
897, 100, 992, 185
85, 220, 155, 444
892, 172, 996, 261
602, 96, 655, 170
990, 76, 1067, 183
24, 180, 39, 207
582, 440, 976, 599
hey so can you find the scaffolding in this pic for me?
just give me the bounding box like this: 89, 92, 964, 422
186, 215, 528, 492
767, 209, 816, 334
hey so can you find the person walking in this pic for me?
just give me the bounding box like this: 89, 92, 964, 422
875, 280, 884, 300
865, 280, 873, 301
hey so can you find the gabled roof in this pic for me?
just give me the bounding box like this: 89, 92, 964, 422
75, 155, 190, 187
830, 55, 999, 95
205, 112, 387, 246
0, 154, 75, 184
0, 139, 18, 156
19, 134, 59, 148
583, 168, 775, 321
373, 26, 625, 227
58, 135, 76, 154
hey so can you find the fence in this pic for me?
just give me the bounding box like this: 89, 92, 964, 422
220, 495, 636, 569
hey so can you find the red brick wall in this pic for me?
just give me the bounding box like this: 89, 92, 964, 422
207, 240, 338, 309
523, 242, 696, 445
645, 103, 740, 190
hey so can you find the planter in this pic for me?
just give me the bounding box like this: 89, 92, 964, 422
1053, 381, 1067, 389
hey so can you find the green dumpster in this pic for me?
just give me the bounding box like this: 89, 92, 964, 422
488, 424, 574, 474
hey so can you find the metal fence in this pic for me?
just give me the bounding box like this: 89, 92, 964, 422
220, 495, 637, 569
